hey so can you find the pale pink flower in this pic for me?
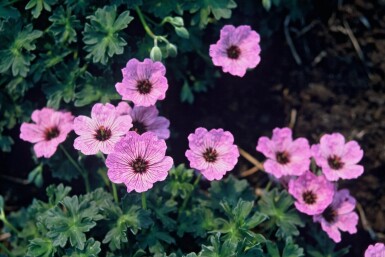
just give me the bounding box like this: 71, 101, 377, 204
288, 171, 335, 215
311, 133, 364, 181
209, 25, 261, 77
256, 127, 311, 179
106, 131, 173, 193
313, 189, 358, 243
365, 243, 385, 257
129, 105, 170, 140
20, 108, 74, 158
185, 128, 239, 181
73, 103, 132, 155
115, 101, 132, 115
115, 58, 169, 107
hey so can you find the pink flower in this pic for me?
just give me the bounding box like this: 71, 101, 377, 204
20, 108, 74, 158
115, 101, 132, 115
288, 171, 335, 215
365, 243, 385, 257
311, 133, 364, 181
256, 127, 311, 179
209, 25, 261, 77
115, 58, 169, 107
129, 105, 170, 140
106, 131, 173, 193
185, 128, 239, 181
73, 103, 132, 155
313, 189, 358, 243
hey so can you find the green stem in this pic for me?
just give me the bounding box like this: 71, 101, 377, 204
0, 242, 14, 257
0, 210, 21, 236
265, 180, 273, 192
141, 192, 147, 210
60, 145, 90, 193
135, 6, 156, 39
99, 154, 119, 203
178, 174, 202, 217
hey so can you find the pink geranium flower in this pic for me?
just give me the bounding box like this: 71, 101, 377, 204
365, 243, 385, 257
115, 58, 169, 107
256, 127, 311, 179
106, 131, 173, 193
288, 171, 335, 215
129, 105, 170, 140
311, 133, 364, 181
115, 101, 132, 115
20, 108, 74, 158
185, 128, 239, 181
73, 103, 132, 155
209, 25, 261, 77
313, 189, 358, 243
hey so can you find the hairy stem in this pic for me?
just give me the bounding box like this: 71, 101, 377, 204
135, 6, 156, 39
141, 192, 147, 210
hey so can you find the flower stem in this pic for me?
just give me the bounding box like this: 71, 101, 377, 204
0, 210, 21, 236
60, 145, 90, 193
141, 192, 147, 210
135, 6, 156, 39
178, 174, 202, 217
99, 154, 119, 203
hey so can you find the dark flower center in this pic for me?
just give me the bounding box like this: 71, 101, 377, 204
276, 151, 290, 164
322, 206, 337, 223
203, 147, 218, 163
302, 190, 317, 205
226, 45, 241, 59
137, 79, 152, 94
95, 126, 112, 141
327, 155, 344, 170
130, 121, 147, 135
44, 126, 60, 140
131, 157, 149, 174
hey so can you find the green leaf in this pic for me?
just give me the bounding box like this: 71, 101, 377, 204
63, 238, 101, 257
27, 238, 56, 257
200, 233, 237, 257
163, 164, 194, 199
0, 1, 20, 19
262, 0, 272, 10
25, 0, 57, 18
48, 6, 80, 44
28, 164, 44, 188
0, 195, 4, 210
46, 151, 80, 182
83, 5, 133, 64
282, 241, 304, 257
0, 134, 14, 152
180, 81, 194, 103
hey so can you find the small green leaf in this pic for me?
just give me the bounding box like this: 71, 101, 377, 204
48, 6, 80, 44
63, 238, 101, 257
0, 195, 4, 210
25, 0, 57, 18
28, 164, 44, 188
262, 0, 272, 10
180, 81, 194, 104
27, 238, 56, 257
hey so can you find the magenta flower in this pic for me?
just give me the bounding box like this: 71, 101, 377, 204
106, 131, 173, 193
311, 133, 364, 181
365, 243, 385, 257
73, 103, 132, 155
313, 189, 358, 243
185, 128, 239, 181
129, 105, 170, 140
209, 25, 261, 77
20, 108, 74, 158
256, 127, 311, 179
115, 58, 169, 107
288, 171, 335, 215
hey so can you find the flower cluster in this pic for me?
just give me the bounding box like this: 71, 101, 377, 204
365, 243, 385, 257
256, 127, 364, 243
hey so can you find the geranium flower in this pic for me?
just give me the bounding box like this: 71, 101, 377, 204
106, 131, 173, 193
311, 133, 364, 181
209, 25, 261, 77
20, 108, 74, 158
115, 101, 132, 115
288, 171, 335, 215
73, 103, 132, 155
185, 128, 239, 181
129, 105, 170, 140
313, 189, 358, 243
115, 58, 169, 107
256, 127, 311, 179
365, 243, 385, 257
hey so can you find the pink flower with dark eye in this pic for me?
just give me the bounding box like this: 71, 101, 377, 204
185, 128, 239, 181
73, 103, 132, 155
256, 127, 311, 179
106, 131, 173, 193
20, 108, 74, 158
209, 25, 261, 77
115, 58, 169, 107
313, 189, 358, 243
365, 243, 385, 257
311, 133, 364, 181
288, 171, 335, 215
129, 105, 170, 140
115, 101, 132, 115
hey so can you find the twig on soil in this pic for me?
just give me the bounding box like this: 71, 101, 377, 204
239, 148, 264, 177
343, 19, 365, 63
356, 202, 378, 240
0, 174, 29, 185
284, 16, 302, 65
240, 166, 259, 178
312, 51, 327, 66
294, 20, 320, 38
288, 109, 297, 129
